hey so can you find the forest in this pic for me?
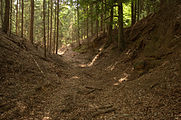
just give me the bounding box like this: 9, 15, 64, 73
0, 0, 181, 119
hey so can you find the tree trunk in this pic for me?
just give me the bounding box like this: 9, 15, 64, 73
30, 0, 34, 44
108, 3, 113, 42
43, 0, 46, 57
134, 0, 137, 22
56, 0, 59, 54
9, 0, 13, 35
104, 0, 107, 34
90, 3, 93, 36
0, 0, 3, 27
21, 0, 24, 37
77, 0, 80, 47
101, 0, 103, 32
137, 0, 140, 21
118, 1, 125, 50
50, 0, 53, 53
16, 0, 19, 34
131, 0, 135, 25
2, 0, 10, 33
53, 3, 57, 54
47, 0, 50, 52
19, 0, 21, 33
96, 2, 99, 38
86, 5, 89, 46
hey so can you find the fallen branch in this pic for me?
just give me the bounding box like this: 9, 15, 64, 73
30, 55, 45, 77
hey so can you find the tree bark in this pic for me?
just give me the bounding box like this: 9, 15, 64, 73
131, 0, 135, 25
108, 3, 113, 42
2, 0, 10, 33
96, 2, 99, 38
16, 0, 19, 34
118, 1, 125, 50
50, 0, 53, 53
90, 3, 93, 36
21, 0, 24, 37
86, 5, 89, 46
47, 0, 50, 52
56, 0, 59, 54
137, 0, 140, 21
101, 0, 103, 31
53, 3, 57, 54
0, 0, 3, 27
9, 0, 13, 35
104, 0, 107, 34
43, 0, 46, 57
77, 0, 80, 47
30, 0, 34, 44
134, 0, 137, 22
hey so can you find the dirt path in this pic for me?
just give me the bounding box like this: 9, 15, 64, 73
42, 46, 181, 120
45, 48, 118, 119
1, 31, 180, 120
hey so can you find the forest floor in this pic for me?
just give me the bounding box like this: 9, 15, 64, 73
0, 29, 180, 120
1, 3, 181, 120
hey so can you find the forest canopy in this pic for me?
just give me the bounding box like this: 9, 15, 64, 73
0, 0, 161, 55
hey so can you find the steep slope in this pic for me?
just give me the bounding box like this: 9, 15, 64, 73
81, 2, 181, 119
0, 31, 70, 119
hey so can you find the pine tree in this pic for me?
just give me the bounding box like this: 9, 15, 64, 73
30, 0, 34, 44
118, 0, 125, 50
21, 0, 24, 37
56, 0, 59, 54
2, 0, 10, 33
43, 0, 46, 57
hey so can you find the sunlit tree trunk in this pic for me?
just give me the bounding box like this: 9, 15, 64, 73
2, 0, 10, 33
56, 0, 59, 54
16, 0, 19, 34
30, 0, 34, 44
43, 0, 46, 57
21, 0, 24, 37
53, 3, 57, 54
50, 0, 53, 53
47, 0, 50, 52
19, 0, 21, 33
9, 0, 13, 35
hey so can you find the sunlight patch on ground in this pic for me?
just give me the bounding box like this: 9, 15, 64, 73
126, 49, 131, 55
57, 45, 70, 55
42, 116, 51, 120
106, 61, 118, 71
58, 49, 67, 55
42, 111, 51, 120
87, 51, 102, 67
79, 52, 101, 67
71, 76, 79, 79
113, 73, 129, 86
79, 44, 105, 68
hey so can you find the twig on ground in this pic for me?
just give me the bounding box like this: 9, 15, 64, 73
30, 55, 45, 77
